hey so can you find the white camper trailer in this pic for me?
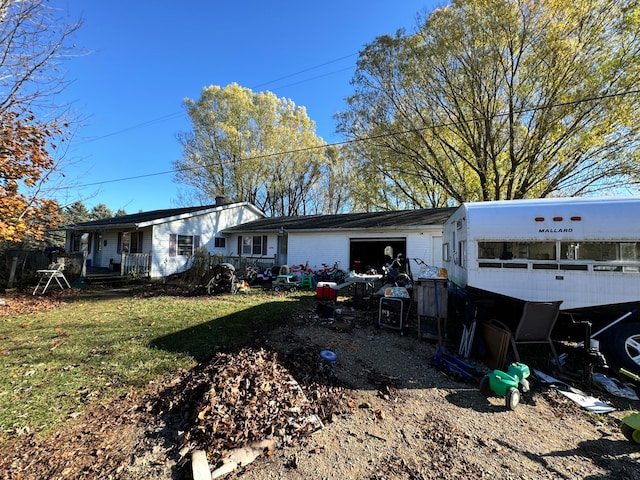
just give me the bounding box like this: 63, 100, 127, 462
442, 196, 640, 372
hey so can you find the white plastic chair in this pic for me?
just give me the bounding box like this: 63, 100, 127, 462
33, 263, 71, 295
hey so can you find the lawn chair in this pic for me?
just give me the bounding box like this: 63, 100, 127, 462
510, 300, 563, 367
33, 263, 71, 295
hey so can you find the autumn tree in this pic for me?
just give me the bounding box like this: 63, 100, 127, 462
337, 0, 640, 205
0, 0, 82, 242
0, 112, 62, 241
174, 83, 330, 217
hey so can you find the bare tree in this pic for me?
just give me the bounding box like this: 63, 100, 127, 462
0, 0, 82, 242
0, 0, 81, 116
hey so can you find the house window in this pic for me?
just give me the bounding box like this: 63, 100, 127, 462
238, 235, 267, 256
118, 231, 143, 253
69, 233, 92, 253
178, 235, 194, 255
71, 233, 82, 252
242, 236, 252, 255
214, 237, 226, 248
252, 236, 263, 254
169, 234, 201, 256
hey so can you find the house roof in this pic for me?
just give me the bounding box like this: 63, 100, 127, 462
222, 208, 457, 233
66, 202, 263, 231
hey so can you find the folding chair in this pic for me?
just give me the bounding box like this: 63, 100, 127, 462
33, 263, 71, 295
458, 301, 477, 359
510, 300, 563, 366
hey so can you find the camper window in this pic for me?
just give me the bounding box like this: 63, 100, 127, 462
620, 242, 640, 261
457, 241, 466, 266
478, 241, 555, 260
442, 243, 450, 262
561, 241, 640, 262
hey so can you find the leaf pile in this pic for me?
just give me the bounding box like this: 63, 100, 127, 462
151, 347, 348, 462
0, 290, 73, 316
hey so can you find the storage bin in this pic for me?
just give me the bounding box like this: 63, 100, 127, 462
316, 282, 337, 300
415, 278, 448, 340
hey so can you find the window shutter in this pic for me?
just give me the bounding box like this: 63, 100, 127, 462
237, 236, 242, 255
194, 235, 201, 250
169, 234, 177, 257
262, 235, 267, 256
117, 232, 122, 253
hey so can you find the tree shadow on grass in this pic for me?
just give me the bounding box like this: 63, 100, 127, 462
149, 294, 315, 362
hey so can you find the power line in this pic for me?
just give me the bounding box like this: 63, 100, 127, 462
70, 88, 640, 190
76, 54, 358, 145
251, 53, 357, 89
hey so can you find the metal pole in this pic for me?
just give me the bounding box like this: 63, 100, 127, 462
590, 309, 637, 339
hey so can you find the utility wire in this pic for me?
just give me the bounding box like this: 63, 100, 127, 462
71, 88, 640, 189
77, 55, 358, 145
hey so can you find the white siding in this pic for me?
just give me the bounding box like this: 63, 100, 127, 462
150, 204, 263, 278
85, 228, 153, 270
288, 232, 349, 271
286, 228, 446, 273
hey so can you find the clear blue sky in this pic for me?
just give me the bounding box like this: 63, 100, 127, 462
53, 1, 441, 214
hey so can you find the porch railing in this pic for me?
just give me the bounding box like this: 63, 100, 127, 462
121, 252, 152, 277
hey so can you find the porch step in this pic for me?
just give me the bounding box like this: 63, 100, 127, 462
86, 273, 128, 285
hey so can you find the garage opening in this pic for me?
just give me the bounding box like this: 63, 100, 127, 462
349, 238, 406, 273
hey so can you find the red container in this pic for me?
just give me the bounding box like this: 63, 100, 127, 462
316, 284, 337, 300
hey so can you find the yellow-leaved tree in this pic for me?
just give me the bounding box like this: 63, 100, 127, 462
175, 83, 339, 217
337, 0, 640, 205
0, 112, 62, 241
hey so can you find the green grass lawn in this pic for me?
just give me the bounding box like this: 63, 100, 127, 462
0, 288, 314, 441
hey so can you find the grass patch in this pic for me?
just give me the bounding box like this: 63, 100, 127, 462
0, 288, 313, 441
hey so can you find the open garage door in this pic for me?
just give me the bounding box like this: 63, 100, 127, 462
349, 238, 406, 273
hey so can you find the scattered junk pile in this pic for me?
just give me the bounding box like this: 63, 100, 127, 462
221, 257, 640, 418
188, 250, 640, 477
308, 256, 640, 437
205, 263, 239, 294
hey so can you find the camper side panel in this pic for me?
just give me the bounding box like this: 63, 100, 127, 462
445, 197, 640, 310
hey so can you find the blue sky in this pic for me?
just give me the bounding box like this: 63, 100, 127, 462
52, 1, 440, 214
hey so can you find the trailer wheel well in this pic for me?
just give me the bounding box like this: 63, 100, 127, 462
598, 322, 640, 375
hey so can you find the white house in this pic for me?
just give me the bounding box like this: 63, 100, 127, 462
222, 208, 457, 275
64, 199, 265, 278
65, 201, 456, 279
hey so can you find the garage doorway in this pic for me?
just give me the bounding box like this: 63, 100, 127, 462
349, 238, 406, 273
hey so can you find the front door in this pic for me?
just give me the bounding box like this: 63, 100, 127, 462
277, 234, 288, 266
93, 232, 103, 269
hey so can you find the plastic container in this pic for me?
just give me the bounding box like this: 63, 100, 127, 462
316, 282, 337, 300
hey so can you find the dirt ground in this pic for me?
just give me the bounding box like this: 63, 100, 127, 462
1, 290, 640, 479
